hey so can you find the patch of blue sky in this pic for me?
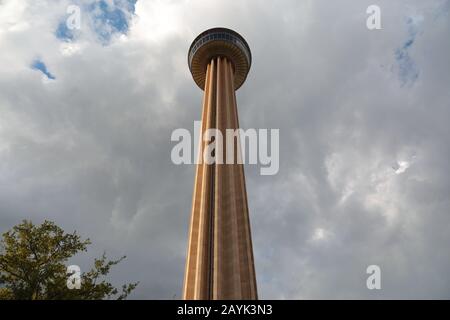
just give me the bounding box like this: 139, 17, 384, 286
31, 60, 56, 80
55, 0, 137, 44
394, 49, 419, 87
394, 16, 422, 87
114, 0, 137, 13
55, 20, 76, 42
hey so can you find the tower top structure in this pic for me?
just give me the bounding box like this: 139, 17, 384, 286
188, 27, 252, 90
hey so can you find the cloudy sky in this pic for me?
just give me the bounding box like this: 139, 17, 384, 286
1, 0, 449, 299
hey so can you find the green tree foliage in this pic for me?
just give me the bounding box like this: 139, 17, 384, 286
0, 220, 138, 300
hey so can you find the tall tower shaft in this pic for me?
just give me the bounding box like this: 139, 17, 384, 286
183, 28, 257, 300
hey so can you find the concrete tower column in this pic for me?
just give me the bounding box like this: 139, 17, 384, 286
183, 28, 257, 300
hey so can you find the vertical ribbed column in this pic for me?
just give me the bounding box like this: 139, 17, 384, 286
182, 60, 215, 300
182, 57, 257, 300
229, 58, 258, 299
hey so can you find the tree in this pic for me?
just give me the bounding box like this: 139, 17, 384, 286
0, 220, 138, 300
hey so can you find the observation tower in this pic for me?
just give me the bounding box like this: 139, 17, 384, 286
182, 28, 257, 300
